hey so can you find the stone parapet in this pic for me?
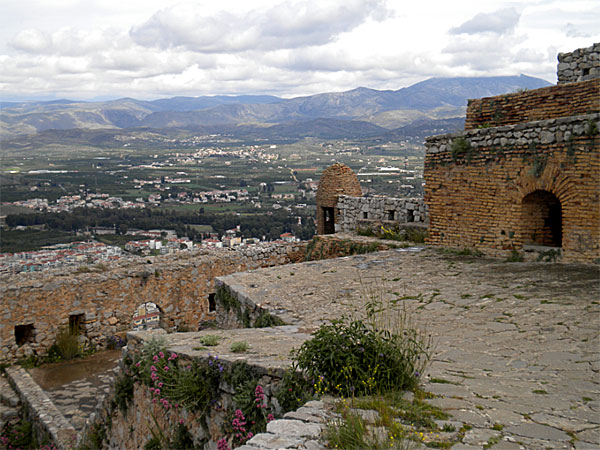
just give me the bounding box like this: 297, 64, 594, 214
5, 366, 77, 450
557, 42, 600, 84
464, 78, 599, 129
336, 195, 428, 233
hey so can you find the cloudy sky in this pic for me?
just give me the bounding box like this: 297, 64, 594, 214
1, 0, 598, 101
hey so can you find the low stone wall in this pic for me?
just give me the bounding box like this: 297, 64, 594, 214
557, 42, 600, 84
81, 328, 336, 450
336, 195, 428, 233
0, 242, 305, 364
425, 113, 600, 262
5, 366, 77, 450
464, 78, 599, 129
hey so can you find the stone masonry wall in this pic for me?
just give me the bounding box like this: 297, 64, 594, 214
0, 243, 305, 364
464, 78, 599, 130
424, 113, 599, 263
557, 42, 600, 84
336, 195, 428, 233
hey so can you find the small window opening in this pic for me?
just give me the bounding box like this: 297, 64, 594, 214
69, 314, 84, 335
363, 211, 368, 219
15, 324, 35, 346
208, 293, 216, 312
406, 210, 415, 223
582, 68, 590, 77
322, 207, 335, 234
387, 210, 395, 221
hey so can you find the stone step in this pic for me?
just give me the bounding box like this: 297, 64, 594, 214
0, 375, 20, 408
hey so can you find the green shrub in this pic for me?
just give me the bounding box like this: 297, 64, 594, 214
451, 137, 473, 161
114, 371, 135, 415
293, 294, 431, 397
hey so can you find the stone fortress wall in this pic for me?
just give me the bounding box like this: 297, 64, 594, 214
557, 42, 600, 84
423, 44, 599, 263
335, 195, 428, 233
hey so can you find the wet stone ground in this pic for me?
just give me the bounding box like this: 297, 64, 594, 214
218, 243, 600, 449
27, 350, 121, 432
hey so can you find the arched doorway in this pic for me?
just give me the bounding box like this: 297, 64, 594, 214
521, 190, 562, 247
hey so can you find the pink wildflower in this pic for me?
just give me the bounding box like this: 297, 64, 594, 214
153, 355, 159, 362
164, 366, 169, 371
267, 413, 275, 422
179, 419, 184, 425
158, 351, 164, 358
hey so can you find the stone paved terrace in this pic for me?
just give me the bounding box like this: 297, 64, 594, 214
217, 237, 600, 449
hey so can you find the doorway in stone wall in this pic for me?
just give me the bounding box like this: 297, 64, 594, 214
322, 207, 335, 234
521, 190, 562, 247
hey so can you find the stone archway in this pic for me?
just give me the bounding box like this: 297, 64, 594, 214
521, 190, 562, 247
132, 302, 162, 331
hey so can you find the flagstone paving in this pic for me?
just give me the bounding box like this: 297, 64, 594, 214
217, 244, 600, 449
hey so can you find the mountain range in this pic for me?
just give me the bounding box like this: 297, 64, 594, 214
1, 75, 551, 140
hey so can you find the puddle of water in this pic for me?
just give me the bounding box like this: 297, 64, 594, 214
27, 349, 121, 391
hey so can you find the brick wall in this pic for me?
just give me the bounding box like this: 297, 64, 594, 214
557, 43, 600, 84
424, 114, 599, 263
465, 79, 599, 130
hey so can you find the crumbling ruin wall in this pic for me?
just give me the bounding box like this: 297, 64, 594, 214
0, 243, 305, 363
336, 195, 428, 233
557, 43, 600, 84
424, 113, 599, 262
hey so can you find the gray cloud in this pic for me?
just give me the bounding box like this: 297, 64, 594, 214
450, 8, 520, 35
130, 0, 391, 52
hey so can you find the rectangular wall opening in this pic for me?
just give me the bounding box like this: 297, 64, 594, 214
322, 207, 335, 234
406, 210, 415, 223
69, 314, 85, 335
363, 211, 368, 219
387, 210, 395, 221
208, 293, 216, 312
15, 324, 35, 346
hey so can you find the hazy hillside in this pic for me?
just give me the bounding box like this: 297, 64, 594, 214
0, 75, 551, 138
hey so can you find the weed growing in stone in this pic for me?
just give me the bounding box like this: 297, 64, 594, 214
197, 335, 221, 347
230, 341, 249, 353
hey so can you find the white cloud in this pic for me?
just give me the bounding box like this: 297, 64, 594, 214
129, 0, 391, 52
450, 7, 521, 35
1, 0, 599, 100
11, 29, 52, 53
